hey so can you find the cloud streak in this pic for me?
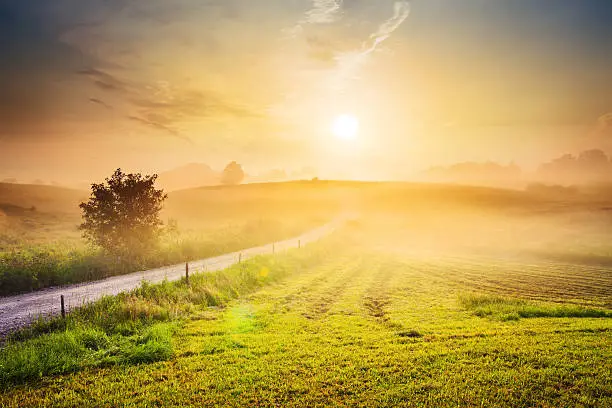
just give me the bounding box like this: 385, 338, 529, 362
593, 112, 612, 137
76, 66, 262, 141
304, 0, 344, 24
89, 98, 113, 110
361, 1, 411, 57
330, 1, 411, 90
128, 115, 193, 143
78, 68, 129, 93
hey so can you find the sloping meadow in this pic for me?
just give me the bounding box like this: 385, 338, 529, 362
0, 243, 331, 387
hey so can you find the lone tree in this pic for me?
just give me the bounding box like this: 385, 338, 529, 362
79, 169, 167, 257
221, 161, 245, 185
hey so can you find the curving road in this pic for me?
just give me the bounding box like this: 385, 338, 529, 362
0, 220, 343, 338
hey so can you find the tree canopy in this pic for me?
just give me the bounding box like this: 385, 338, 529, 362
221, 161, 245, 185
79, 169, 167, 257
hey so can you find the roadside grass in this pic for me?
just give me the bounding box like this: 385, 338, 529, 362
0, 323, 176, 386
0, 244, 330, 388
458, 293, 612, 321
0, 216, 325, 296
1, 233, 610, 407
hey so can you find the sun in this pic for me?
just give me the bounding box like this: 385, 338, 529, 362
332, 114, 359, 140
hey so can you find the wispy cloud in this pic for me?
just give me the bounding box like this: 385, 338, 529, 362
89, 98, 113, 109
128, 115, 193, 143
593, 112, 612, 137
131, 88, 261, 121
77, 67, 261, 141
78, 68, 128, 93
286, 0, 344, 36
331, 1, 411, 90
361, 1, 411, 57
599, 112, 612, 125
304, 0, 344, 24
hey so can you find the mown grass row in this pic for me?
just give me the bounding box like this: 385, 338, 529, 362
0, 217, 323, 296
459, 293, 612, 321
0, 243, 331, 387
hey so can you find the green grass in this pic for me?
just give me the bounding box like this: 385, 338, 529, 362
0, 216, 326, 296
0, 243, 329, 388
0, 324, 176, 385
1, 229, 610, 407
459, 293, 612, 321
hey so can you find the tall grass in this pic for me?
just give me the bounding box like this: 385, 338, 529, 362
0, 243, 329, 387
459, 293, 612, 321
0, 217, 323, 296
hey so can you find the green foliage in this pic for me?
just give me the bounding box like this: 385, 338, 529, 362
459, 293, 612, 321
79, 169, 167, 257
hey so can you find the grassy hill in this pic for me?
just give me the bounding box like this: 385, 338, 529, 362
2, 179, 611, 251
0, 183, 85, 214
0, 183, 86, 250
2, 179, 612, 295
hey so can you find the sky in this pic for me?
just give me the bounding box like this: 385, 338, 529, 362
1, 0, 612, 184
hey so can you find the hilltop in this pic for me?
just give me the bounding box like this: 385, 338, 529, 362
156, 163, 220, 192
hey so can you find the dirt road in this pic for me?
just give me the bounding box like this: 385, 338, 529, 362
0, 220, 341, 337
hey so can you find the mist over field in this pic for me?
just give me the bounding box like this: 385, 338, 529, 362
1, 1, 612, 406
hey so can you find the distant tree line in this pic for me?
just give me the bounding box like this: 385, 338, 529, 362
537, 149, 612, 184
422, 148, 612, 187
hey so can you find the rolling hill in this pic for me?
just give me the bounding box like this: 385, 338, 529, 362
157, 163, 220, 192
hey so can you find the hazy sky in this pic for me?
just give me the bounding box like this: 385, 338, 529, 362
1, 0, 611, 183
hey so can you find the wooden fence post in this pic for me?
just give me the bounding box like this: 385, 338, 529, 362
185, 262, 189, 284
60, 295, 66, 319
298, 239, 301, 249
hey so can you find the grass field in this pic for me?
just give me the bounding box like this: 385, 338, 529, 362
1, 198, 612, 406
1, 181, 612, 406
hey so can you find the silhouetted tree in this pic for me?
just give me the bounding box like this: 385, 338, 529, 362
79, 169, 167, 257
221, 161, 245, 185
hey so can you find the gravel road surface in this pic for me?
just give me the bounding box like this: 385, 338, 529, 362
0, 220, 341, 337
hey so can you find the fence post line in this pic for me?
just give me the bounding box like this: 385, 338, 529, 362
298, 239, 301, 249
186, 262, 189, 284
239, 253, 242, 263
60, 295, 66, 319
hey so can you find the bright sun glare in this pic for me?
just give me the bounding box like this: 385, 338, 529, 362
332, 114, 359, 141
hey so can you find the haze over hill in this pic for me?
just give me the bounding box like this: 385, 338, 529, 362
4, 145, 612, 192
156, 163, 220, 192
0, 182, 85, 214
419, 148, 612, 188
